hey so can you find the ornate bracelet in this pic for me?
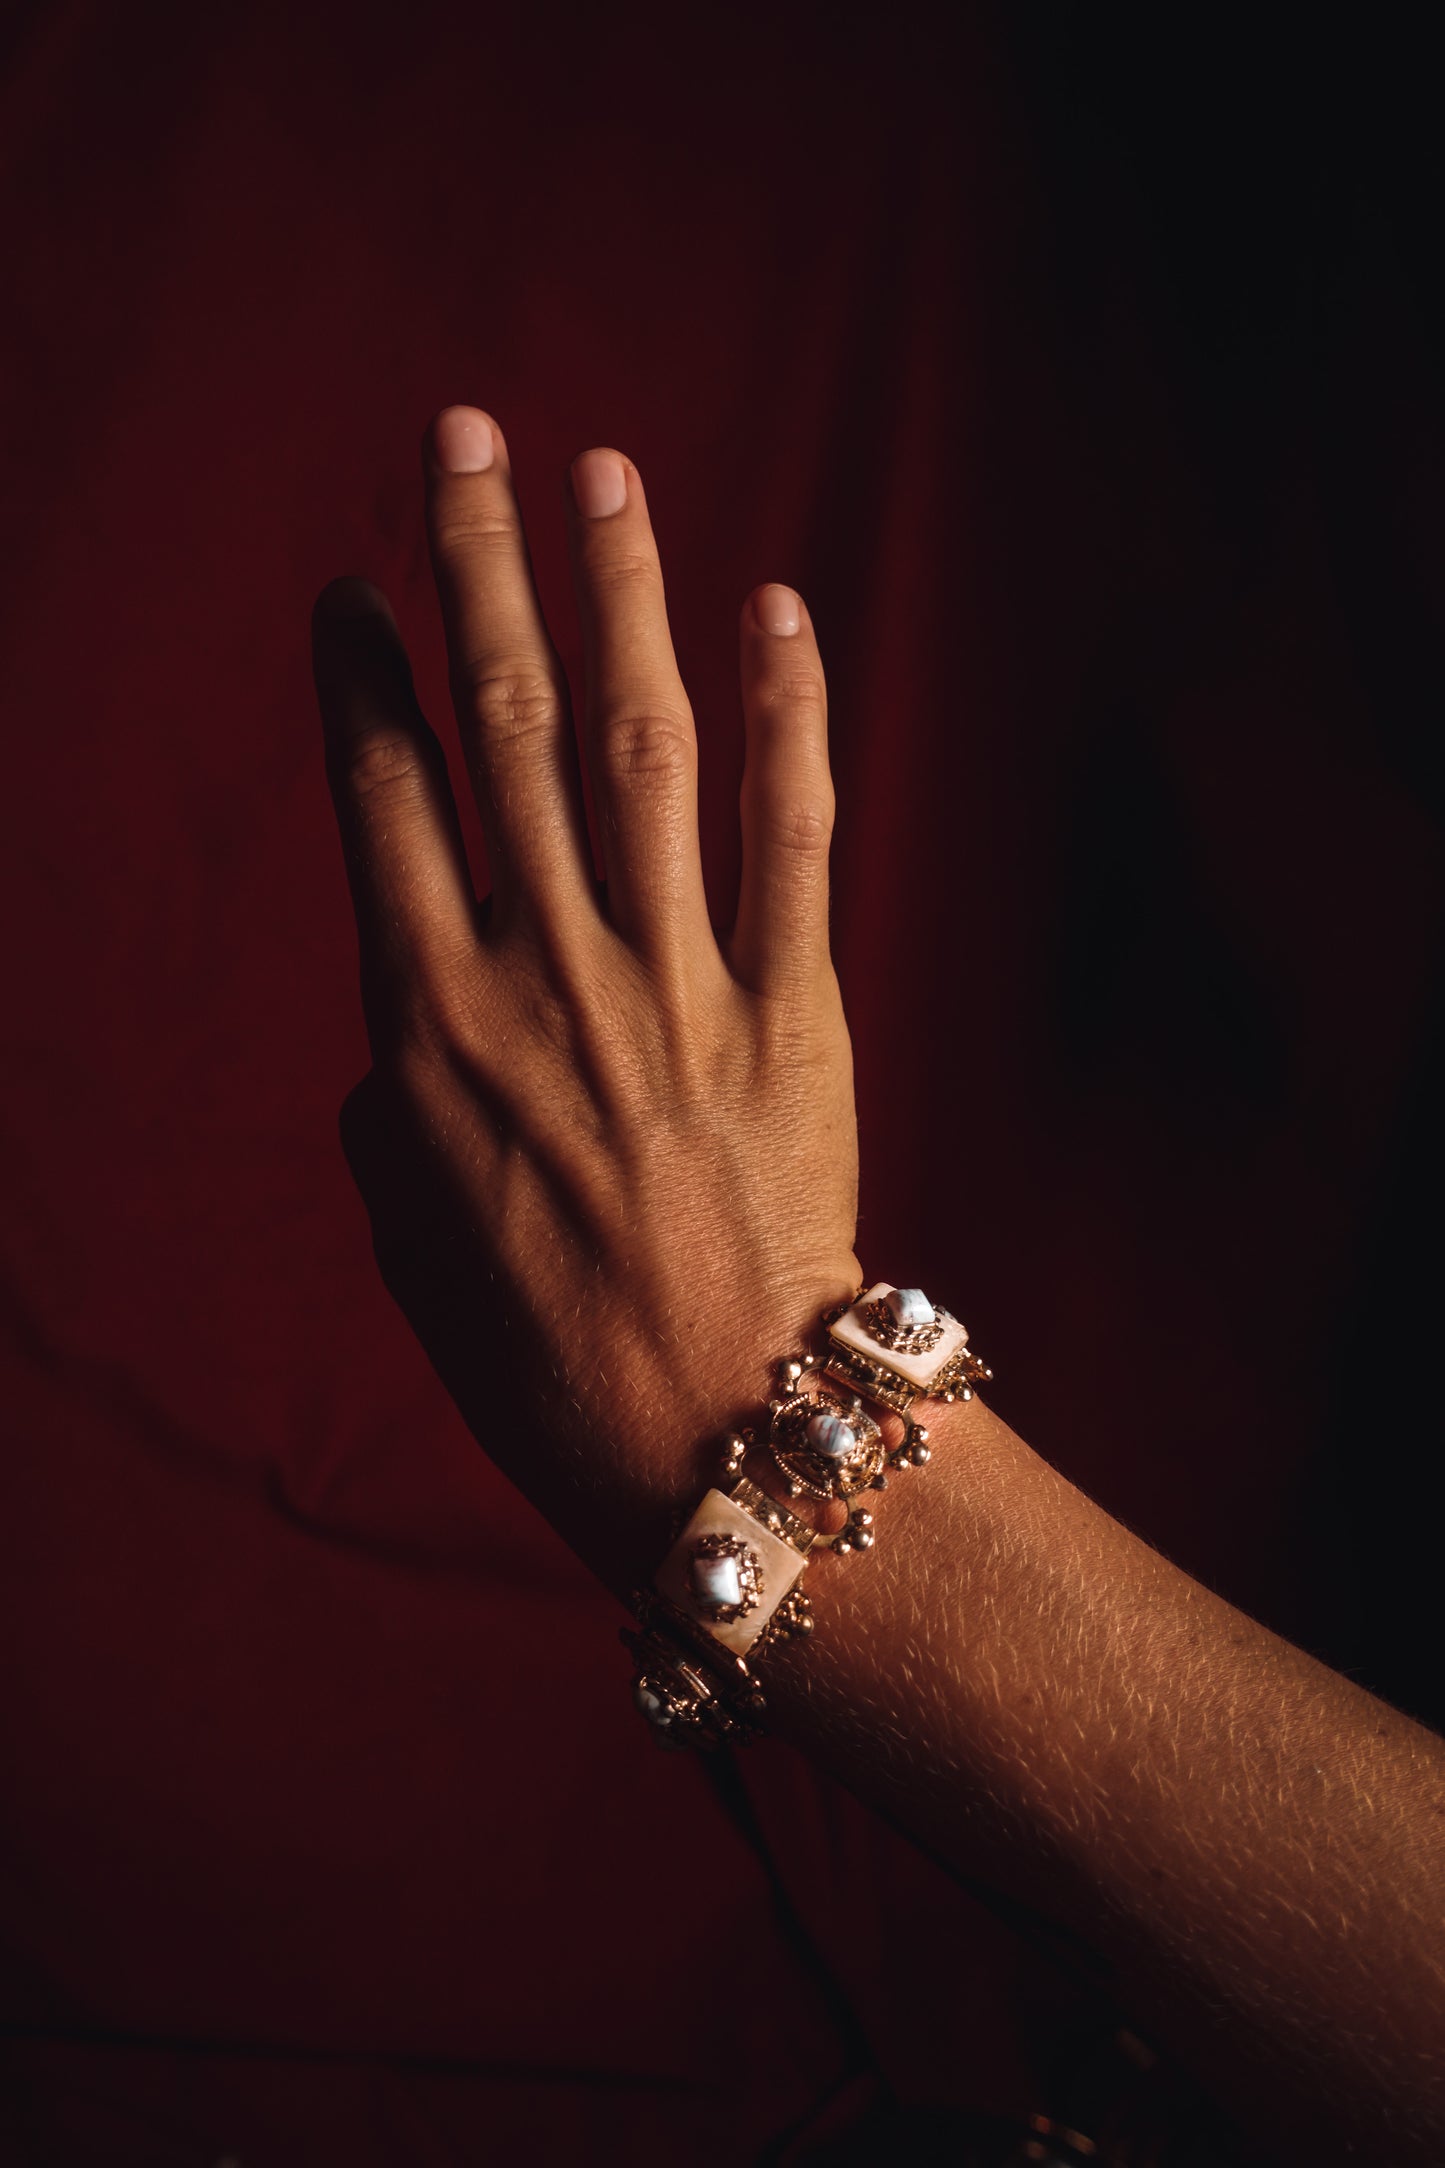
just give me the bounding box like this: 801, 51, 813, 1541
621, 1280, 992, 1749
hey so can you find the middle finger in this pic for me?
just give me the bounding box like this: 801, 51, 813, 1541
423, 404, 597, 939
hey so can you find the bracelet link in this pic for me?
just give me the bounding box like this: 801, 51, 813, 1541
624, 1279, 992, 1749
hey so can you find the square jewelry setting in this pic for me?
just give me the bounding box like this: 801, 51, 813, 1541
827, 1281, 969, 1393
654, 1488, 808, 1655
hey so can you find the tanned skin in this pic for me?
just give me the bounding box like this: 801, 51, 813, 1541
311, 404, 1445, 2166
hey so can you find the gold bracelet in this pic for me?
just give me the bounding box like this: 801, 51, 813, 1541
622, 1281, 993, 1749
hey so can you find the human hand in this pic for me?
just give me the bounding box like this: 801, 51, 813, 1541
310, 408, 862, 1598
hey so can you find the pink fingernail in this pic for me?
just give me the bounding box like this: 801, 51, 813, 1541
755, 583, 801, 636
569, 449, 628, 519
433, 406, 495, 473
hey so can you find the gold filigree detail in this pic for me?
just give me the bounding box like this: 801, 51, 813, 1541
686, 1531, 763, 1624
766, 1390, 885, 1501
860, 1293, 947, 1354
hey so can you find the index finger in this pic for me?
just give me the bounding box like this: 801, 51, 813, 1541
311, 576, 480, 1045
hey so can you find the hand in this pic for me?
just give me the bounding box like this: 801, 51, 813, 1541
310, 407, 863, 1597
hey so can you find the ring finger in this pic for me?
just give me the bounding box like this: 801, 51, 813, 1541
563, 447, 715, 967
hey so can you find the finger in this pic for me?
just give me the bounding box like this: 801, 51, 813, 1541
727, 584, 836, 995
311, 576, 479, 1042
563, 448, 715, 964
423, 405, 596, 939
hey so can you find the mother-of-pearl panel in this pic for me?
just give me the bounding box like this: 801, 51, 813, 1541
827, 1281, 969, 1393
653, 1488, 808, 1656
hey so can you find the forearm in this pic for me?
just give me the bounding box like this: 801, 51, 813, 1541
757, 1390, 1445, 2163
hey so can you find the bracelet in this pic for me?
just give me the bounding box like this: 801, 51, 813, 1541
621, 1280, 992, 1750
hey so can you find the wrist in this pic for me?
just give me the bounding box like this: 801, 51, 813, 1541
545, 1264, 867, 1605
619, 1277, 998, 1747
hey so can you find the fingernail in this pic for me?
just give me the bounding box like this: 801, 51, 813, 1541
755, 583, 800, 636
569, 449, 628, 519
433, 406, 495, 473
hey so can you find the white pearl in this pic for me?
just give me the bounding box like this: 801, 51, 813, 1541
885, 1286, 934, 1329
689, 1551, 742, 1612
806, 1410, 857, 1460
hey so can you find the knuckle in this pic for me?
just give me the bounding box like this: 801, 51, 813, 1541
587, 550, 659, 598
432, 500, 520, 551
754, 979, 849, 1066
770, 794, 835, 855
521, 977, 575, 1053
392, 999, 475, 1102
755, 668, 827, 716
344, 728, 427, 801
459, 666, 561, 748
420, 968, 488, 1060
382, 956, 497, 1079
600, 709, 695, 781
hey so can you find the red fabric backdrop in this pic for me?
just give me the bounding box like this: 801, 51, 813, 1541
2, 4, 1441, 2161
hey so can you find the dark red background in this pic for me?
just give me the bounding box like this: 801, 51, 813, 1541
2, 5, 1441, 2161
